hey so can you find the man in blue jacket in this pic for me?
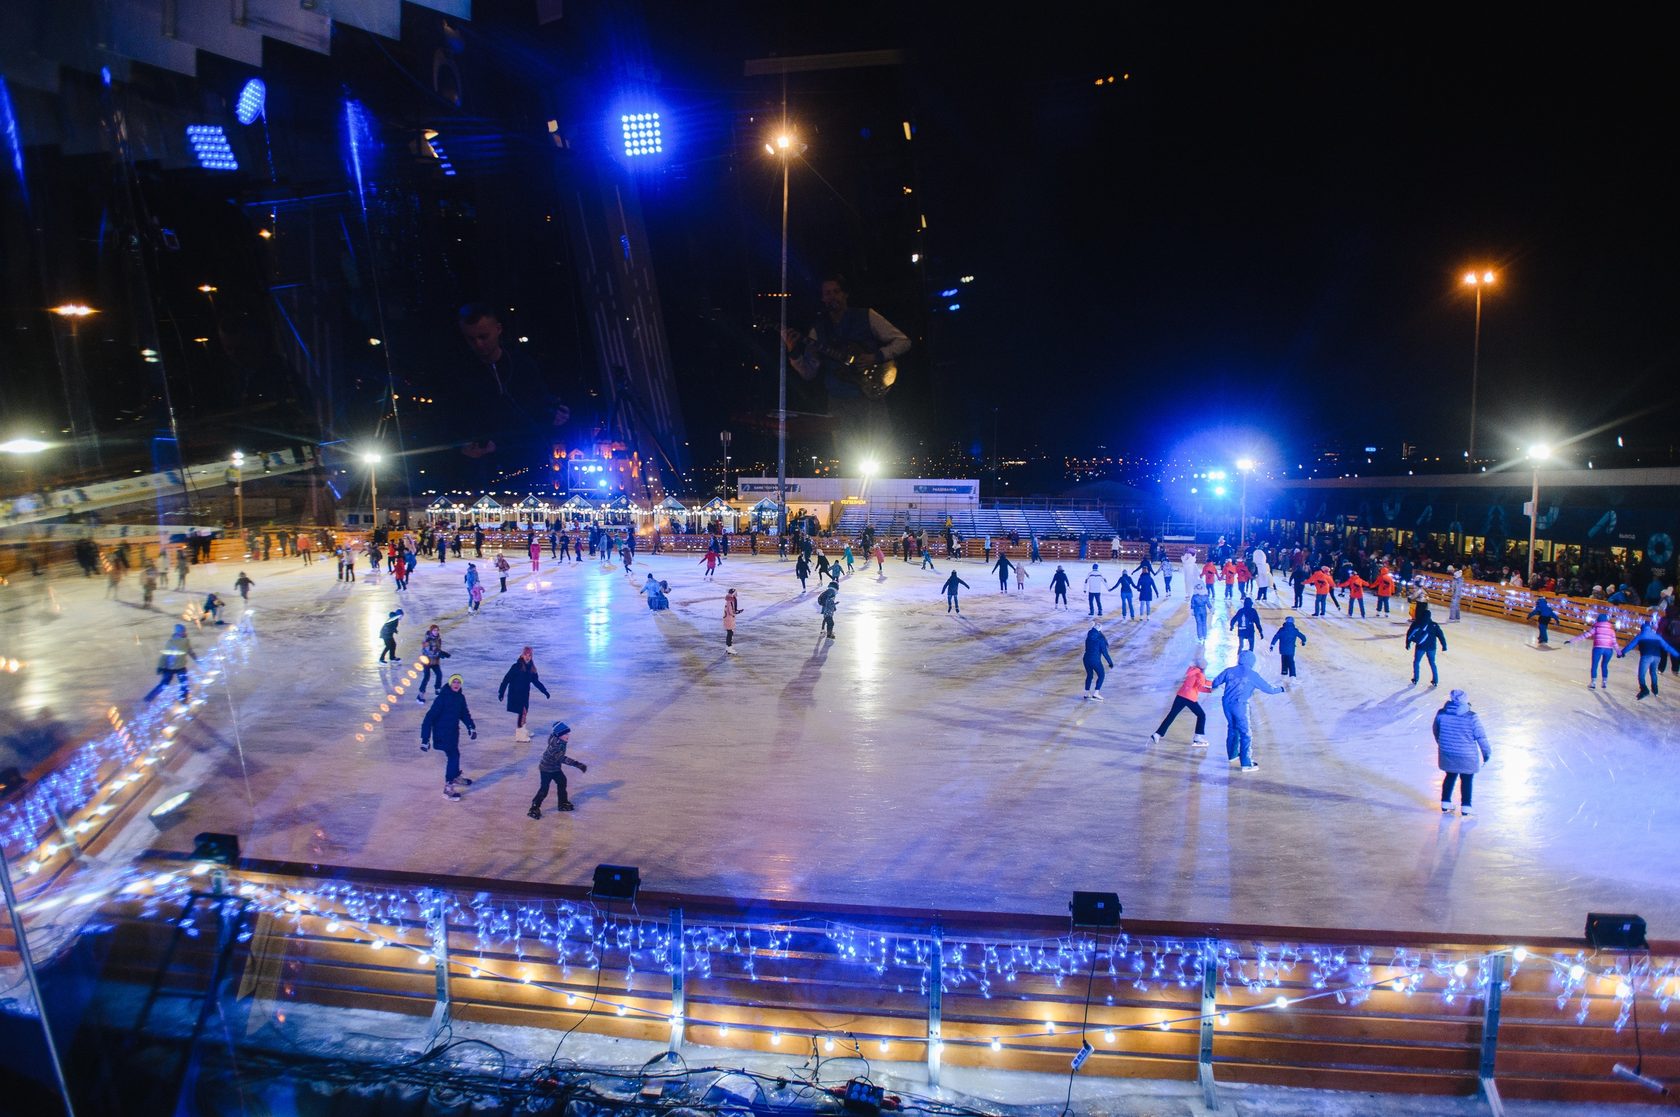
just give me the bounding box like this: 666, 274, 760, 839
1082, 622, 1113, 701
1211, 650, 1285, 771
1618, 620, 1680, 699
1406, 605, 1449, 687
941, 570, 970, 614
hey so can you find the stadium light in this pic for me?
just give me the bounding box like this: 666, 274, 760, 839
186, 124, 239, 171
235, 78, 266, 125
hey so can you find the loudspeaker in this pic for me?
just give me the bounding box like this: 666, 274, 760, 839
1585, 912, 1648, 950
190, 832, 240, 865
591, 863, 641, 902
1069, 891, 1122, 928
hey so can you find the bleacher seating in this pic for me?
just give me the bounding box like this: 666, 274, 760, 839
825, 504, 1113, 540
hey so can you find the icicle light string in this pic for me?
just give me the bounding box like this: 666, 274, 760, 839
99, 866, 1676, 1037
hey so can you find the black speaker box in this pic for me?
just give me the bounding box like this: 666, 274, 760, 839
591, 863, 641, 901
1069, 891, 1122, 928
1585, 912, 1647, 950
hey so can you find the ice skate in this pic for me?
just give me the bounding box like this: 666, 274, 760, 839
515, 727, 531, 742
1191, 735, 1209, 747
1240, 762, 1261, 772
1149, 732, 1161, 743
725, 645, 738, 654
453, 775, 473, 787
1228, 758, 1242, 768
443, 784, 462, 801
527, 805, 541, 819
1090, 691, 1104, 701
557, 799, 575, 811
1440, 801, 1454, 813
1460, 806, 1474, 817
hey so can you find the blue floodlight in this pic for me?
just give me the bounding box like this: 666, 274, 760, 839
947, 303, 961, 311
1214, 485, 1227, 496
424, 131, 457, 176
939, 288, 959, 298
620, 111, 663, 157
235, 78, 266, 125
186, 125, 239, 171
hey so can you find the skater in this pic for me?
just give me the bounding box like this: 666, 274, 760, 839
722, 587, 742, 652
420, 674, 477, 801
1161, 559, 1174, 598
817, 580, 839, 639
991, 550, 1013, 594
1050, 565, 1070, 610
464, 562, 482, 610
1433, 688, 1491, 816
437, 535, 448, 564
700, 549, 720, 579
1084, 564, 1106, 616
141, 563, 159, 609
1564, 612, 1618, 689
498, 646, 551, 740
795, 552, 811, 593
842, 542, 856, 577
234, 570, 254, 602
393, 550, 409, 591
1151, 652, 1213, 745
1269, 615, 1307, 677
416, 624, 449, 700
1373, 566, 1396, 614
1081, 620, 1113, 700
378, 609, 403, 662
1405, 604, 1449, 686
527, 721, 589, 817
1015, 561, 1029, 593
1190, 586, 1210, 642
874, 542, 888, 575
941, 569, 970, 614
1336, 570, 1370, 617
175, 545, 190, 591
1230, 596, 1264, 651
1211, 650, 1286, 771
469, 579, 486, 613
1447, 567, 1465, 621
1308, 566, 1335, 616
1135, 566, 1158, 618
202, 591, 227, 626
1109, 568, 1136, 618
815, 551, 831, 581
144, 624, 199, 701
1029, 535, 1041, 564
1222, 558, 1237, 601
495, 553, 511, 593
1290, 558, 1309, 610
1618, 619, 1680, 699
1525, 596, 1559, 645
528, 537, 542, 573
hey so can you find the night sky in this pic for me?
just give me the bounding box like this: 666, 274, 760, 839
639, 5, 1679, 462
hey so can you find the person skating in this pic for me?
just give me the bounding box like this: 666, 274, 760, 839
393, 550, 409, 591
1190, 586, 1210, 642
842, 542, 856, 577
202, 591, 226, 626
1269, 615, 1307, 677
463, 562, 481, 610
1525, 596, 1559, 646
1336, 571, 1370, 618
1222, 559, 1237, 601
1563, 612, 1618, 688
495, 552, 511, 593
1211, 649, 1286, 771
528, 537, 542, 573
416, 624, 449, 700
1373, 567, 1396, 615
1230, 596, 1264, 652
795, 552, 811, 593
528, 721, 589, 817
378, 609, 403, 663
1050, 565, 1070, 609
1447, 567, 1465, 621
991, 551, 1013, 594
1433, 688, 1491, 816
814, 551, 830, 581
722, 588, 743, 653
1015, 561, 1029, 594
1084, 564, 1106, 616
1618, 619, 1680, 699
941, 570, 970, 614
498, 646, 551, 740
234, 570, 254, 602
1405, 604, 1448, 686
141, 562, 159, 609
1109, 568, 1137, 618
817, 580, 839, 639
1151, 652, 1213, 745
918, 544, 934, 572
873, 543, 888, 575
700, 549, 721, 579
1307, 566, 1335, 616
145, 624, 199, 701
1081, 620, 1113, 700
1290, 558, 1309, 609
420, 673, 477, 800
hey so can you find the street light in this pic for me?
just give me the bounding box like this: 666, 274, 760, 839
362, 451, 383, 537
1236, 458, 1257, 553
1461, 269, 1497, 470
229, 450, 246, 538
49, 304, 100, 471
1525, 443, 1551, 585
0, 439, 49, 454
859, 458, 880, 478
769, 127, 807, 537
719, 430, 732, 497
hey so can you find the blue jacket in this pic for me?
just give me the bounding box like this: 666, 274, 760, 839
1136, 572, 1158, 600
1526, 600, 1558, 622
1620, 622, 1679, 659
1270, 621, 1306, 654
1406, 617, 1447, 652
421, 687, 476, 748
1211, 651, 1284, 710
1109, 571, 1135, 594
1230, 603, 1262, 637
941, 573, 969, 596
1190, 593, 1210, 619
1082, 627, 1113, 669
1433, 694, 1490, 774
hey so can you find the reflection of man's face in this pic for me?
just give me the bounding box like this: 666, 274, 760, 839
820, 281, 848, 316
460, 315, 504, 363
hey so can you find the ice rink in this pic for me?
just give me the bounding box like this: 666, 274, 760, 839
5, 544, 1677, 940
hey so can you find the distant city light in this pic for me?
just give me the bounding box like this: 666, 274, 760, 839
960, 275, 975, 283
947, 303, 960, 311
621, 111, 662, 157
910, 253, 920, 263
186, 124, 239, 171
1214, 486, 1227, 496
939, 288, 959, 297
235, 78, 266, 125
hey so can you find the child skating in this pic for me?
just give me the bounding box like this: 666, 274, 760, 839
1563, 612, 1617, 688
723, 587, 743, 653
378, 608, 403, 662
1211, 650, 1286, 772
528, 721, 589, 817
1269, 615, 1307, 677
941, 570, 970, 614
1151, 652, 1212, 745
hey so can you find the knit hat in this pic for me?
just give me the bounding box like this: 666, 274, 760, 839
389, 609, 402, 618
447, 673, 463, 685
550, 721, 571, 737
1449, 689, 1467, 702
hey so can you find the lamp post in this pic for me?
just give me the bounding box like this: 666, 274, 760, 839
767, 129, 805, 536
50, 303, 100, 471
1526, 444, 1550, 585
229, 451, 245, 539
1461, 269, 1496, 470
362, 452, 383, 538
719, 430, 732, 498
1236, 458, 1257, 553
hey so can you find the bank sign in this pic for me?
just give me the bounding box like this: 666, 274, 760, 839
912, 484, 974, 495
740, 482, 797, 493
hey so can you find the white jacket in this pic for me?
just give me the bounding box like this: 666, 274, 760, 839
1083, 572, 1107, 594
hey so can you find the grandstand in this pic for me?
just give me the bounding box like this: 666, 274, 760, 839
833, 503, 1112, 540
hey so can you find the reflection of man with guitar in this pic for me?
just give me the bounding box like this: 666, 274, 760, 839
782, 274, 909, 455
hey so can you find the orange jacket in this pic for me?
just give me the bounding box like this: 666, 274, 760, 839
1176, 665, 1213, 700
1235, 561, 1251, 583
1222, 561, 1237, 585
1202, 562, 1218, 583
1337, 574, 1369, 598
1374, 570, 1396, 597
1307, 569, 1334, 595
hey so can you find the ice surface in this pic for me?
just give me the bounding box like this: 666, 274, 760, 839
6, 549, 1677, 939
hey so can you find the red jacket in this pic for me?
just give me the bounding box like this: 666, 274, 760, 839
1222, 561, 1237, 585
1337, 574, 1369, 598
1235, 561, 1251, 583
1374, 570, 1396, 597
1308, 570, 1334, 595
1202, 562, 1218, 584
1176, 665, 1213, 700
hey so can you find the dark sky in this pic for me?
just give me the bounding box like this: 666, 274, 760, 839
638, 4, 1679, 462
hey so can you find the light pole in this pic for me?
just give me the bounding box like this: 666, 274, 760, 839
719, 430, 732, 498
1461, 269, 1496, 470
362, 451, 383, 538
1525, 444, 1550, 585
229, 451, 245, 539
50, 303, 100, 472
1236, 458, 1256, 553
767, 129, 805, 535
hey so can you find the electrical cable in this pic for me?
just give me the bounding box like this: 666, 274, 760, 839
540, 896, 614, 1070
1057, 936, 1102, 1117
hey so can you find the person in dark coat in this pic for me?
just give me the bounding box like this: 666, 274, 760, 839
498, 646, 551, 742
1433, 688, 1491, 816
1082, 621, 1113, 700
1229, 597, 1264, 652
378, 609, 403, 663
1050, 565, 1070, 610
941, 570, 970, 614
1406, 605, 1449, 686
420, 674, 477, 800
1269, 616, 1307, 677
528, 721, 589, 817
1525, 597, 1559, 646
1618, 620, 1680, 699
990, 551, 1013, 593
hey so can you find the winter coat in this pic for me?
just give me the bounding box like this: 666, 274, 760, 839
1582, 619, 1617, 650
817, 586, 838, 616
1406, 617, 1447, 652
1620, 623, 1679, 659
1308, 570, 1334, 596
1175, 665, 1213, 700
379, 617, 400, 642
1270, 622, 1307, 654
1082, 627, 1113, 669
421, 687, 475, 748
992, 554, 1013, 577
1211, 650, 1284, 710
1201, 562, 1218, 585
1190, 591, 1210, 618
1050, 569, 1070, 593
1337, 574, 1369, 598
156, 633, 197, 672
1374, 570, 1397, 597
539, 734, 588, 774
1109, 571, 1135, 594
942, 572, 970, 596
1230, 603, 1262, 637
422, 631, 446, 661
1083, 572, 1107, 594
1432, 695, 1491, 774
1137, 572, 1158, 601
498, 659, 551, 713
1526, 600, 1559, 622
723, 595, 740, 631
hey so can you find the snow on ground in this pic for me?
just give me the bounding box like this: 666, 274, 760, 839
4, 546, 1677, 939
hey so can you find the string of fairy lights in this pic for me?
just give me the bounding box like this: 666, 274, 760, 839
1413, 572, 1655, 633
110, 867, 1674, 1056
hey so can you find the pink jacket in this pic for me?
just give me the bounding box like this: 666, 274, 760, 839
1589, 619, 1617, 649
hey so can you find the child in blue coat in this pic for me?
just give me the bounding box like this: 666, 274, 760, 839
1269, 616, 1307, 677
